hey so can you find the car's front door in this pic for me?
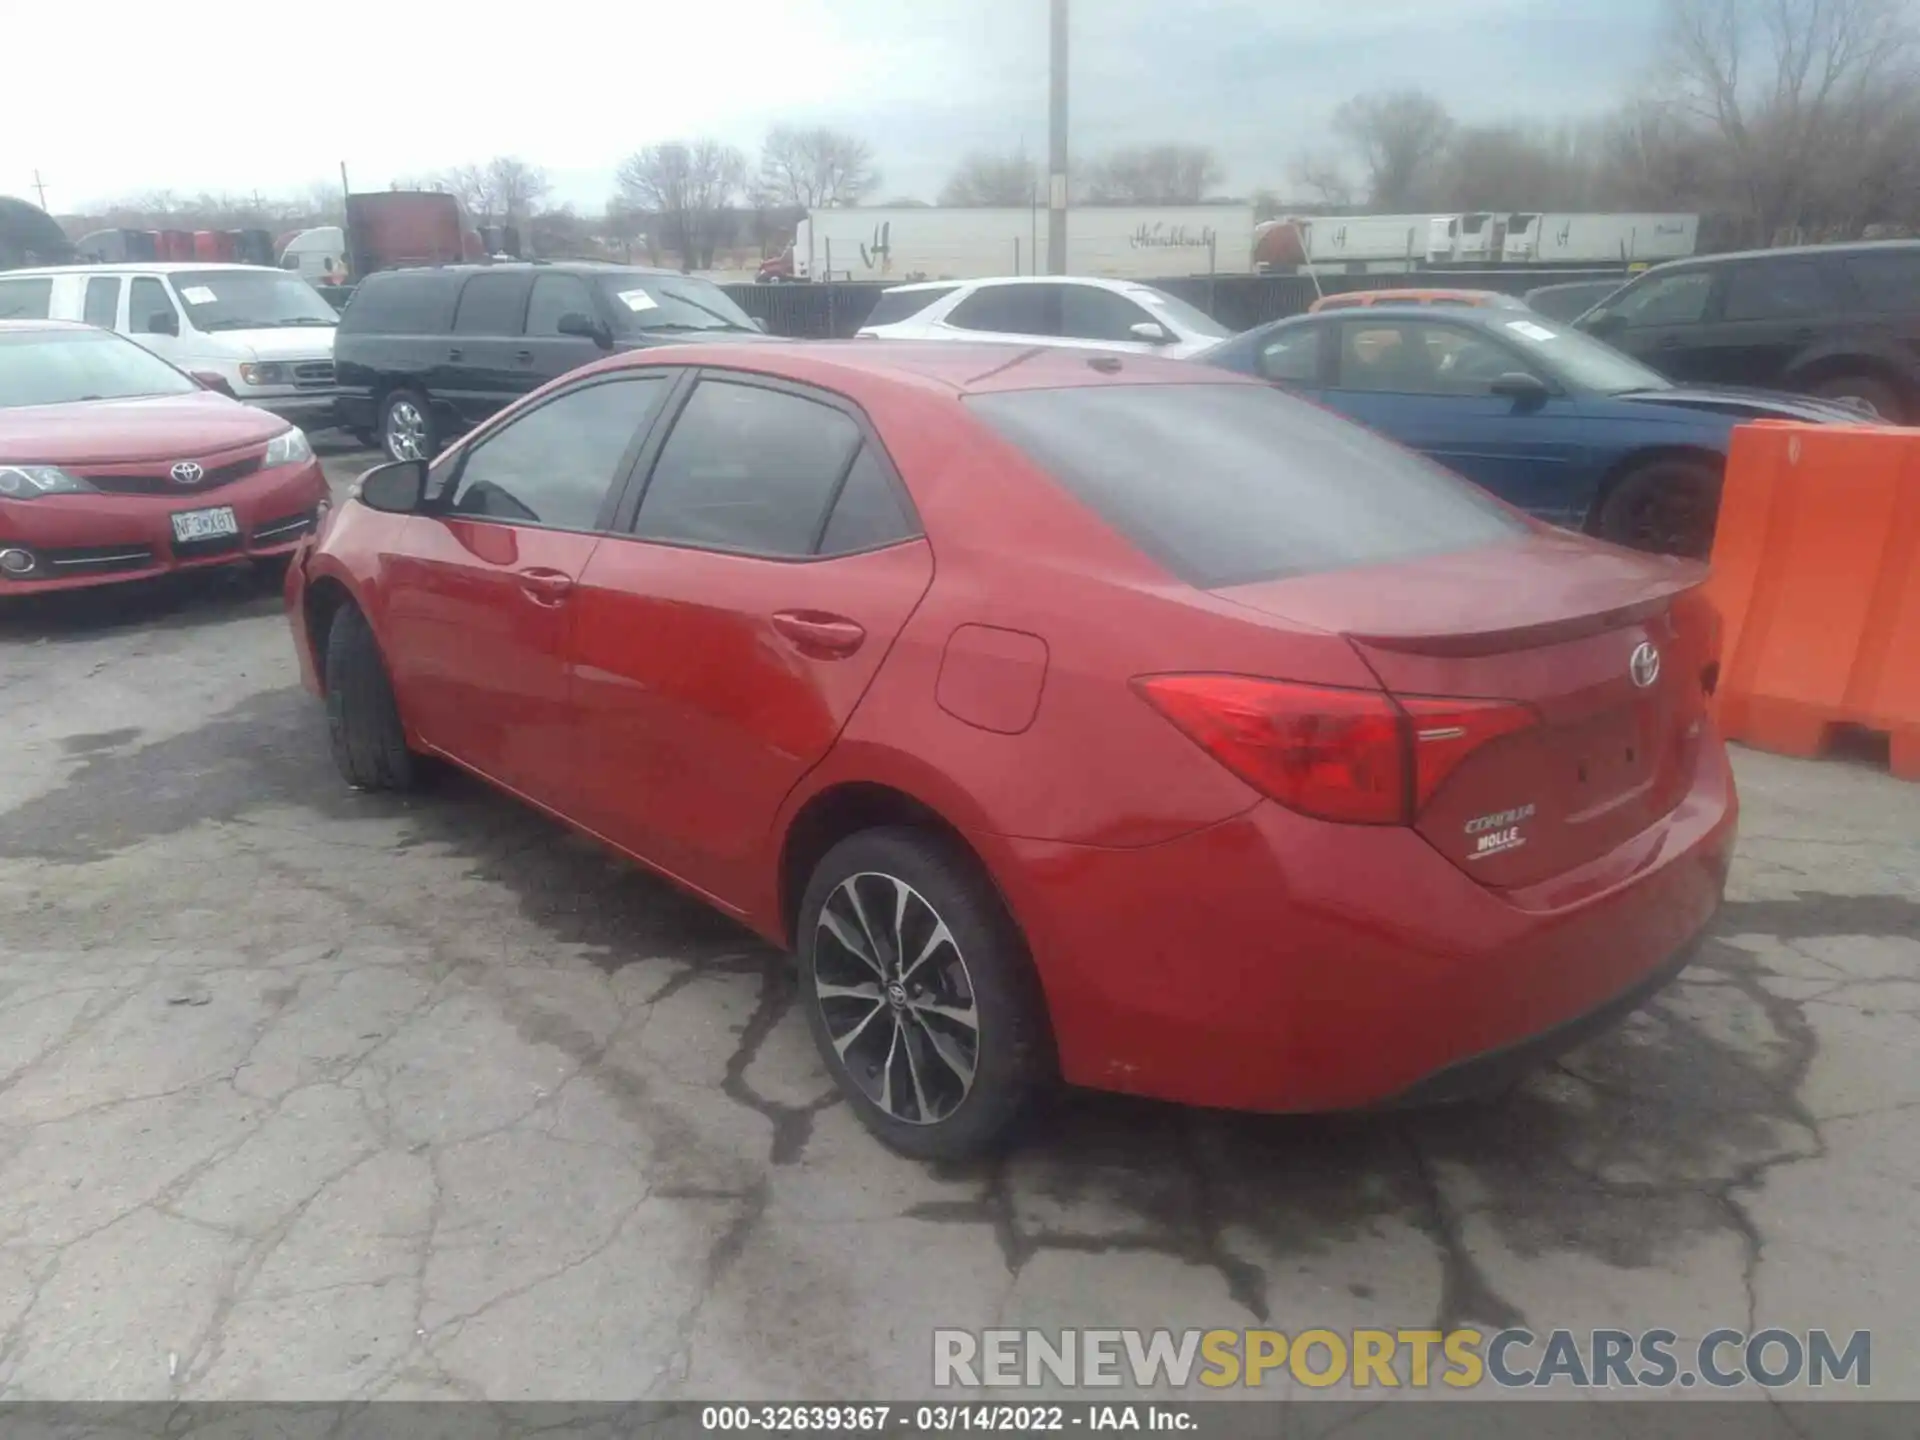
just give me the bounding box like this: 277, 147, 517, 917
442, 271, 533, 426
1325, 317, 1594, 523
381, 372, 675, 804
566, 373, 934, 905
1249, 322, 1330, 402
520, 272, 606, 393
1686, 257, 1841, 389
1581, 268, 1716, 381
127, 276, 188, 368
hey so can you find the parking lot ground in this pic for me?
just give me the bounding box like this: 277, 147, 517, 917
0, 452, 1913, 1409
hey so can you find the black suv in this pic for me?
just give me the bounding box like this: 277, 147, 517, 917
1575, 241, 1920, 422
334, 262, 770, 459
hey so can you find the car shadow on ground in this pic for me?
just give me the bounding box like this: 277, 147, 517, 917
0, 564, 289, 644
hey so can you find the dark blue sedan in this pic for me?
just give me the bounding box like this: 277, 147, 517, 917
1198, 305, 1867, 556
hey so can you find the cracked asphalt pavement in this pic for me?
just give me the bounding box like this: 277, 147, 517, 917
0, 451, 1913, 1410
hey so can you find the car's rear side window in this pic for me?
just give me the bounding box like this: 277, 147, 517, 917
339, 273, 459, 335
967, 383, 1526, 587
453, 273, 531, 336
865, 287, 958, 327
1841, 250, 1920, 311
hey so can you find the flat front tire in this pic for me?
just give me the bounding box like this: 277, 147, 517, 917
324, 605, 417, 791
797, 827, 1046, 1160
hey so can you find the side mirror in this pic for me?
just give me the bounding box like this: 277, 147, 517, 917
1490, 372, 1552, 409
355, 459, 427, 514
148, 310, 180, 337
1129, 320, 1176, 345
189, 371, 234, 396
557, 311, 614, 350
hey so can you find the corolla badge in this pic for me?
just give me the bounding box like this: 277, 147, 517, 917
1465, 803, 1534, 860
1630, 641, 1661, 689
170, 461, 204, 485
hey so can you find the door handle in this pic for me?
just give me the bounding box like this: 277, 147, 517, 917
514, 348, 533, 362
517, 568, 574, 605
1655, 335, 1679, 349
772, 610, 865, 658
448, 346, 464, 361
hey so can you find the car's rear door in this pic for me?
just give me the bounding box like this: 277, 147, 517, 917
1324, 317, 1593, 523
566, 372, 933, 904
443, 271, 533, 425
936, 283, 1060, 346
382, 372, 675, 805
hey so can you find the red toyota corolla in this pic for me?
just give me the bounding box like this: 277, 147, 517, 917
0, 320, 329, 592
286, 340, 1736, 1158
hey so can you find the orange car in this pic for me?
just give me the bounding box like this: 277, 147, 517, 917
1307, 288, 1529, 313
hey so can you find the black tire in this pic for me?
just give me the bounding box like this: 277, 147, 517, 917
1809, 372, 1905, 424
1594, 458, 1724, 559
324, 604, 417, 791
380, 389, 437, 462
797, 827, 1046, 1160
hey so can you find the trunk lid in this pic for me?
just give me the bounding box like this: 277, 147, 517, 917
1218, 532, 1714, 886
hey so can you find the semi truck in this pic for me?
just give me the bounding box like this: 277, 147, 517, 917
760, 205, 1260, 282
1253, 212, 1700, 273
278, 192, 485, 288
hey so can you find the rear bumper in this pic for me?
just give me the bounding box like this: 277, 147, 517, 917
0, 460, 329, 594
989, 729, 1737, 1113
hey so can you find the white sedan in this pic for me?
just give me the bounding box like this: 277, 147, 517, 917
854, 275, 1232, 358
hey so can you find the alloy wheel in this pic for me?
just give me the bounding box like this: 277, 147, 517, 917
812, 871, 980, 1125
386, 401, 427, 461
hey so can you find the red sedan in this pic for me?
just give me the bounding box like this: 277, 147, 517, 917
0, 320, 329, 592
286, 340, 1736, 1158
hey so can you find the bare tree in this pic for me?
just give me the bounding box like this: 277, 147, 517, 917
1083, 144, 1224, 204
1285, 154, 1352, 208
486, 157, 551, 227
614, 139, 747, 270
938, 151, 1038, 207
757, 126, 879, 209
436, 164, 496, 224
1661, 0, 1919, 241
1331, 89, 1454, 208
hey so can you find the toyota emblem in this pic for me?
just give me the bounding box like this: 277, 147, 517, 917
170, 461, 204, 485
1629, 641, 1661, 689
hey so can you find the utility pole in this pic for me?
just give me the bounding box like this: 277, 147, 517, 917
1046, 0, 1068, 275
31, 170, 48, 210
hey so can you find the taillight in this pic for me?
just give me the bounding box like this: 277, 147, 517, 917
1136, 675, 1535, 825
1400, 696, 1536, 809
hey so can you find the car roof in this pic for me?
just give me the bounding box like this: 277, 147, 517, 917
370, 261, 681, 279
883, 275, 1155, 294
0, 262, 284, 276
1635, 238, 1920, 274
1278, 303, 1541, 329
0, 318, 92, 333
578, 339, 1252, 397
1310, 288, 1513, 309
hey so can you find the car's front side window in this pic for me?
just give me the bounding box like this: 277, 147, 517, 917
1606, 271, 1713, 329
442, 376, 669, 531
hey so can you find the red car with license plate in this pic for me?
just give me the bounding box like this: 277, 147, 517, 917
285, 340, 1736, 1158
0, 320, 329, 592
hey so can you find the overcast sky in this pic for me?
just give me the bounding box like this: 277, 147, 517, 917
8, 0, 1664, 215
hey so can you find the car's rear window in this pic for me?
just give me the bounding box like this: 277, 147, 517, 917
966, 382, 1526, 587
865, 287, 958, 327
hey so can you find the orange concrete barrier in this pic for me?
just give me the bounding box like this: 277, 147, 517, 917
1705, 420, 1920, 780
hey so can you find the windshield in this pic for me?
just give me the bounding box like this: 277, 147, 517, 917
1488, 314, 1670, 395
1128, 286, 1232, 339
169, 270, 340, 331
0, 329, 200, 408
593, 275, 759, 333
